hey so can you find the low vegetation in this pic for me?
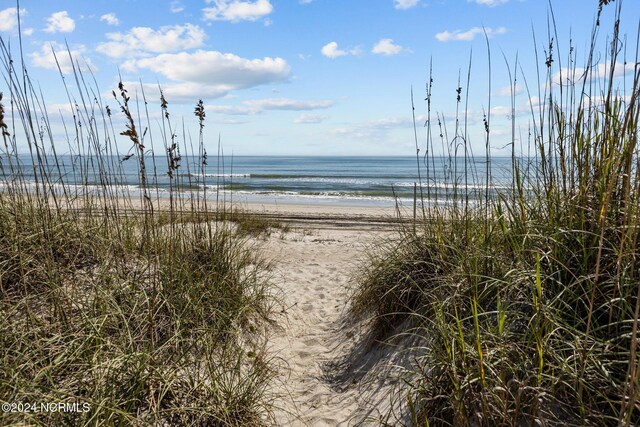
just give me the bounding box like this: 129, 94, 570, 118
352, 2, 640, 425
0, 35, 276, 426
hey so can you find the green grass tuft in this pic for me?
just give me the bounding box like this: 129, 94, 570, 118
351, 2, 640, 425
0, 37, 277, 425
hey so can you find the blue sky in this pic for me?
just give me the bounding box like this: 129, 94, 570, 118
0, 0, 637, 156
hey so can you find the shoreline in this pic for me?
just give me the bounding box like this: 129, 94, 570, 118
20, 190, 415, 228
235, 200, 411, 231
3, 188, 439, 232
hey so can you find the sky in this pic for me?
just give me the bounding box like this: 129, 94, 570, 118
0, 0, 638, 156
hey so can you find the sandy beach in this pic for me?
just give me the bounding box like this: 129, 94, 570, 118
14, 188, 432, 424
240, 201, 409, 426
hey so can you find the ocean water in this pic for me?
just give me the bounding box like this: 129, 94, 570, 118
1, 155, 519, 207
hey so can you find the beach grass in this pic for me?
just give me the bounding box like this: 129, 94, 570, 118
351, 1, 640, 425
0, 37, 277, 426
153, 207, 288, 238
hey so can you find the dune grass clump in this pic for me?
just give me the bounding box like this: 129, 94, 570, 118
352, 2, 640, 425
0, 36, 276, 425
0, 202, 274, 426
153, 208, 286, 238
229, 209, 287, 238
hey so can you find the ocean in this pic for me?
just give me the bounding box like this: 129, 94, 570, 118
1, 155, 518, 207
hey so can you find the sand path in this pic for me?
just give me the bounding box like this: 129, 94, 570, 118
260, 223, 400, 426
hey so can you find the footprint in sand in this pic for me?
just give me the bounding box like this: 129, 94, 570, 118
297, 350, 311, 358
303, 337, 320, 347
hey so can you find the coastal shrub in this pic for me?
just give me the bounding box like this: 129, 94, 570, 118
0, 36, 275, 426
352, 1, 640, 425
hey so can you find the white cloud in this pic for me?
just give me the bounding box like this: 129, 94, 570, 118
44, 11, 75, 33
246, 98, 334, 110
100, 13, 119, 26
48, 103, 77, 116
394, 0, 419, 10
372, 38, 404, 55
321, 42, 346, 58
435, 26, 506, 42
31, 42, 96, 75
528, 96, 543, 109
203, 0, 273, 22
490, 105, 512, 117
299, 0, 315, 3
294, 113, 327, 124
209, 98, 334, 115
368, 117, 417, 129
0, 8, 26, 32
123, 51, 290, 101
129, 82, 229, 102
321, 41, 360, 59
96, 24, 206, 58
551, 61, 636, 87
22, 28, 34, 36
170, 1, 185, 13
489, 100, 540, 119
494, 84, 524, 97
132, 51, 289, 85
208, 105, 256, 115
469, 0, 509, 6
